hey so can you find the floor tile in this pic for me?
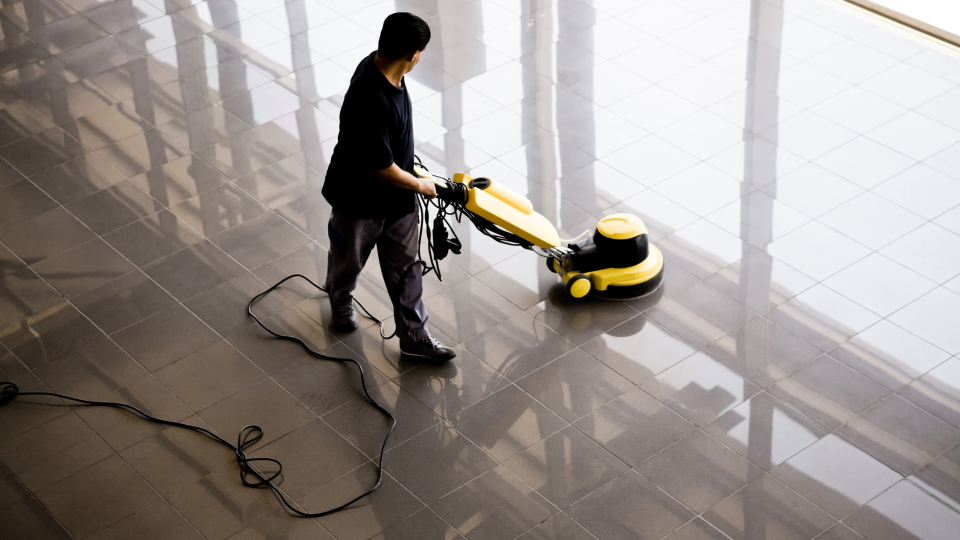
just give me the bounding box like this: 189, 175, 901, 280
837, 395, 960, 476
33, 335, 146, 400
706, 387, 829, 472
101, 209, 204, 268
860, 62, 954, 109
0, 497, 72, 540
875, 164, 960, 220
772, 433, 901, 519
819, 191, 926, 251
504, 425, 628, 508
702, 474, 836, 540
234, 155, 323, 211
764, 110, 858, 162
198, 379, 318, 455
119, 416, 233, 499
463, 311, 576, 382
0, 462, 29, 511
61, 102, 153, 150
866, 111, 960, 162
167, 181, 270, 238
384, 422, 498, 504
641, 430, 763, 513
82, 0, 165, 34
703, 246, 817, 315
646, 281, 758, 348
0, 206, 94, 265
831, 320, 951, 392
764, 164, 864, 220
910, 443, 960, 513
166, 462, 281, 540
35, 454, 160, 540
0, 267, 64, 328
28, 152, 125, 205
567, 470, 694, 540
86, 500, 205, 540
154, 340, 266, 412
273, 340, 390, 418
72, 270, 177, 334
128, 154, 230, 208
143, 239, 247, 301
0, 411, 112, 492
602, 136, 701, 189
475, 250, 564, 311
517, 348, 634, 423
641, 352, 761, 426
322, 378, 439, 459
305, 464, 424, 540
704, 316, 821, 389
433, 465, 557, 540
0, 302, 102, 370
517, 511, 596, 540
0, 372, 70, 446
881, 224, 960, 286
154, 102, 249, 152
0, 101, 56, 147
706, 190, 810, 248
395, 346, 510, 419
805, 38, 897, 85
810, 87, 908, 138
112, 303, 220, 372
889, 288, 960, 355
575, 387, 695, 467
423, 277, 520, 343
95, 128, 190, 178
211, 211, 312, 271
769, 354, 890, 430
226, 305, 337, 375
823, 253, 937, 317
658, 219, 744, 279
917, 86, 960, 132
0, 180, 59, 230
582, 314, 697, 386
845, 479, 960, 540
450, 383, 566, 462
899, 358, 960, 430
65, 179, 163, 235
183, 272, 289, 338
768, 284, 881, 352
31, 238, 137, 298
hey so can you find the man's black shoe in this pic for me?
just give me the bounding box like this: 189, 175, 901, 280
330, 300, 358, 332
400, 335, 456, 362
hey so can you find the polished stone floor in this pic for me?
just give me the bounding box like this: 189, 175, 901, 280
1, 0, 960, 539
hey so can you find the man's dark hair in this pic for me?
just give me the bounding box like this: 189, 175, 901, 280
378, 12, 431, 59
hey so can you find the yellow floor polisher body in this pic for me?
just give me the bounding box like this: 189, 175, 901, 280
547, 213, 665, 300
415, 166, 665, 300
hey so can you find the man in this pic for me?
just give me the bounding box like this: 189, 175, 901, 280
321, 12, 455, 362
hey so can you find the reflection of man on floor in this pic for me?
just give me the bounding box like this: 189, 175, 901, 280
322, 13, 455, 362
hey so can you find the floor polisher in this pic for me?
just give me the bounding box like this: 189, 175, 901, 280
414, 163, 665, 300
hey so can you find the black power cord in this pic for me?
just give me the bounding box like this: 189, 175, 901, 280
0, 274, 398, 518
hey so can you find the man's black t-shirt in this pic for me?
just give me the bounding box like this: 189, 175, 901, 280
322, 51, 416, 218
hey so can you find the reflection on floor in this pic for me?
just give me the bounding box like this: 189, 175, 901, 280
1, 0, 960, 539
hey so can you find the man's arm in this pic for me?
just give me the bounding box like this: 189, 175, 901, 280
372, 163, 438, 199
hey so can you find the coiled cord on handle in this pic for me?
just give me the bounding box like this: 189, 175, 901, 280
0, 274, 397, 518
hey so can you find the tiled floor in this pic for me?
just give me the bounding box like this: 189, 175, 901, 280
1, 0, 959, 538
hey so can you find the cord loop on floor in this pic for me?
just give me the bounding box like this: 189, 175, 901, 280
0, 275, 398, 518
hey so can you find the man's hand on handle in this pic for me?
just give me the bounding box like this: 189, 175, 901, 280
372, 162, 436, 199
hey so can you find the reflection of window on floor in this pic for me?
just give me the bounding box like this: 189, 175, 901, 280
847, 0, 960, 46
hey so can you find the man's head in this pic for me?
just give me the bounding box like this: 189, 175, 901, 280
377, 12, 431, 69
